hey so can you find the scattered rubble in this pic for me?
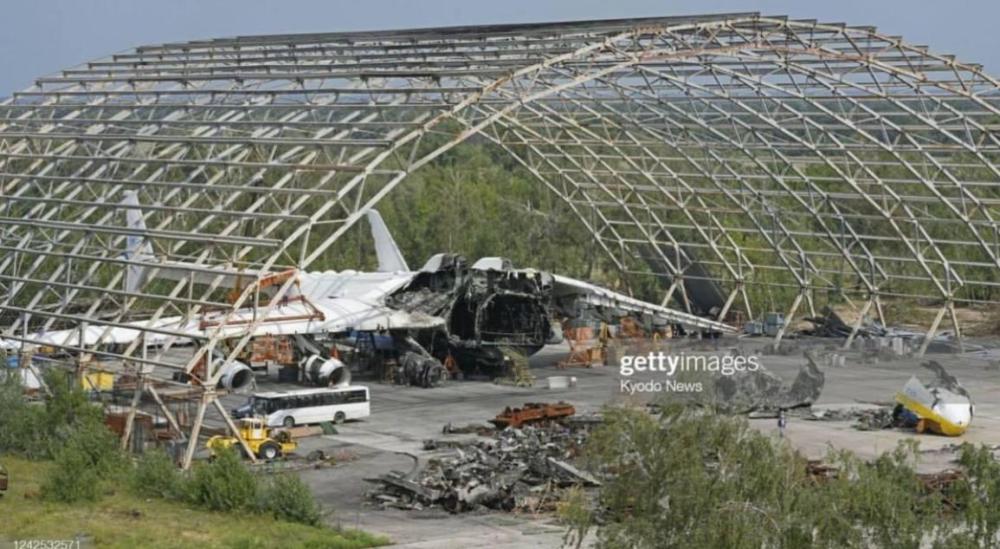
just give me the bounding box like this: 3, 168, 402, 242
806, 406, 896, 431
441, 422, 495, 436
366, 422, 597, 513
806, 460, 965, 509
761, 341, 801, 355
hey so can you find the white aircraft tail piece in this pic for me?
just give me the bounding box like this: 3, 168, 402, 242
367, 210, 409, 273
122, 191, 154, 292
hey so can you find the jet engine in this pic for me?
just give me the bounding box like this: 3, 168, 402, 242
217, 359, 254, 392
301, 354, 351, 387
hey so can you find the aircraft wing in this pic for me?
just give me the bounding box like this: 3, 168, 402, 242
550, 274, 735, 333
13, 298, 444, 351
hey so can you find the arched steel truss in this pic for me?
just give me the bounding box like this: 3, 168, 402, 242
2, 14, 1000, 405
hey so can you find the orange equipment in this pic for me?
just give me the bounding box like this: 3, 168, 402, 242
617, 316, 646, 344
490, 402, 576, 428
246, 335, 295, 368
558, 323, 608, 368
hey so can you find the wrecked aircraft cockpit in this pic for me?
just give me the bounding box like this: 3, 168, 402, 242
386, 254, 554, 376
893, 361, 974, 436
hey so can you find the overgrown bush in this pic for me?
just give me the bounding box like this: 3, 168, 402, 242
42, 369, 104, 430
258, 473, 323, 526
935, 443, 1000, 547
131, 449, 185, 500
129, 446, 324, 527
0, 373, 49, 458
43, 440, 102, 502
561, 404, 966, 549
187, 447, 259, 512
0, 368, 106, 459
42, 420, 126, 503
1, 365, 328, 528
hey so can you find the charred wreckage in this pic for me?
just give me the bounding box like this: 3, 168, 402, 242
2, 208, 731, 392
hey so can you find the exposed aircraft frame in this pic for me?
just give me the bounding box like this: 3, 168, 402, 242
2, 13, 1000, 465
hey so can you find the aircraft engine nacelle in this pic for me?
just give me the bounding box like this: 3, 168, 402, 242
301, 355, 350, 387
217, 359, 254, 393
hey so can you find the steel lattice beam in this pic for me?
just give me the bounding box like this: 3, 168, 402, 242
2, 13, 1000, 463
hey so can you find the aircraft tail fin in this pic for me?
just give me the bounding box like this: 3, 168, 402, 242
366, 210, 409, 272
122, 191, 154, 292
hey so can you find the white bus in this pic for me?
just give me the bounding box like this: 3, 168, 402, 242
234, 385, 370, 428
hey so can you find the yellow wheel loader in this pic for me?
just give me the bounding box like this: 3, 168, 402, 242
206, 417, 297, 460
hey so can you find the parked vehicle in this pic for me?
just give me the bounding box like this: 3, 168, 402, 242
207, 417, 296, 460
233, 385, 370, 428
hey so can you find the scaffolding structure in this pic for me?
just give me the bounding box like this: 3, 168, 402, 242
2, 13, 1000, 462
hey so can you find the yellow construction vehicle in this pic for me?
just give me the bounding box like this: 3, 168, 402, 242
206, 417, 297, 460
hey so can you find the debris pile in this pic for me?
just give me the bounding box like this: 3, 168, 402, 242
894, 368, 974, 436
366, 423, 598, 513
802, 306, 886, 339
714, 351, 825, 414
807, 407, 896, 431
806, 460, 964, 509
441, 422, 495, 436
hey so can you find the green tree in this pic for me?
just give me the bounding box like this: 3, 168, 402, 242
187, 447, 259, 512
565, 405, 949, 548
43, 420, 126, 503
258, 473, 323, 526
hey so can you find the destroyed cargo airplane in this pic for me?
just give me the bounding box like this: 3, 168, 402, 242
3, 193, 733, 388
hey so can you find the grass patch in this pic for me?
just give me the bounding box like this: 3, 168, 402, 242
0, 456, 387, 549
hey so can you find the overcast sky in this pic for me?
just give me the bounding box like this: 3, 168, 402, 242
1, 1, 997, 97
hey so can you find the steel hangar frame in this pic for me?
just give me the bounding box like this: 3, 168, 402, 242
1, 13, 999, 465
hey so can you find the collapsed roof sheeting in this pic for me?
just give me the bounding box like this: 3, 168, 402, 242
1, 13, 1000, 375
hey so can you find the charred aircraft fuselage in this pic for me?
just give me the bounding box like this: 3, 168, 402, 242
387, 254, 553, 374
